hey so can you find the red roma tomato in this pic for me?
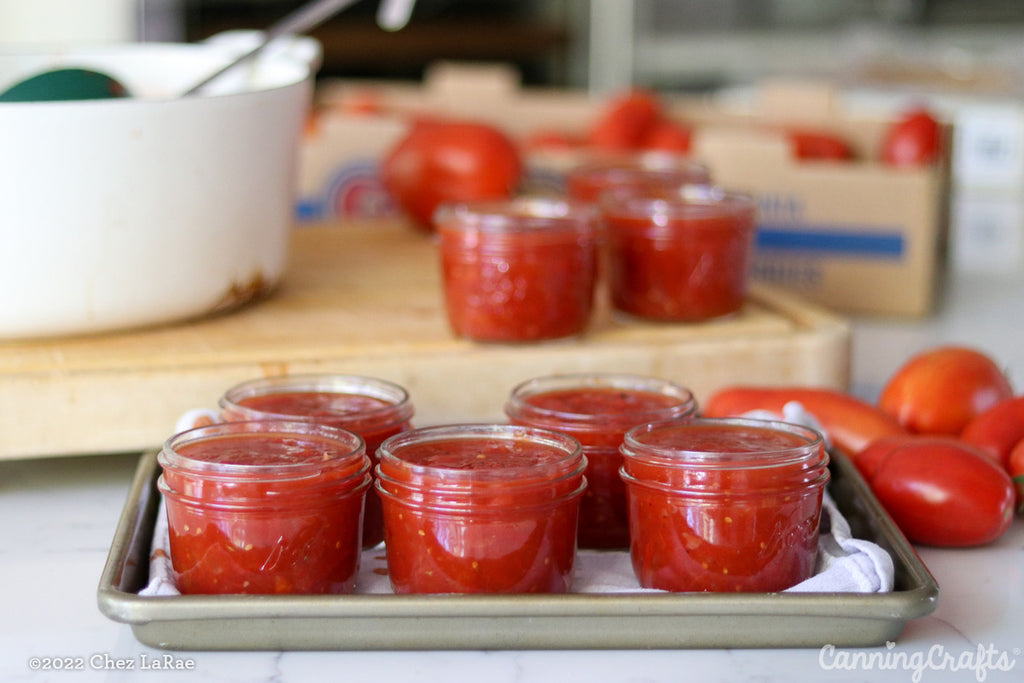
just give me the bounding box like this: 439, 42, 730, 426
880, 108, 943, 167
878, 346, 1013, 436
1007, 440, 1024, 513
702, 386, 906, 456
587, 89, 663, 151
381, 118, 523, 231
640, 117, 693, 153
960, 395, 1024, 469
852, 434, 912, 483
870, 436, 1014, 546
787, 129, 852, 161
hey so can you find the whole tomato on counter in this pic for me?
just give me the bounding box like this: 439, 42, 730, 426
702, 385, 905, 456
961, 395, 1024, 511
381, 117, 523, 231
960, 395, 1024, 468
851, 434, 913, 482
1008, 441, 1024, 513
878, 346, 1013, 436
879, 107, 943, 167
863, 436, 1015, 547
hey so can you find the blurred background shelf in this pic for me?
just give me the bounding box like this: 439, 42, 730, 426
128, 0, 1024, 93
177, 0, 574, 84
11, 1, 1024, 97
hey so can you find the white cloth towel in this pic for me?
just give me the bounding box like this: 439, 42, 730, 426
140, 488, 893, 596
787, 491, 895, 593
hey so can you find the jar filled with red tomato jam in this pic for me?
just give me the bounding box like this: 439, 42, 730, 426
218, 374, 414, 548
564, 152, 711, 203
434, 197, 599, 342
620, 417, 830, 592
504, 373, 697, 549
157, 420, 371, 595
600, 184, 756, 321
375, 423, 587, 594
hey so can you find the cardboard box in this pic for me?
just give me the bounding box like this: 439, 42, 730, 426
683, 82, 950, 319
300, 63, 950, 317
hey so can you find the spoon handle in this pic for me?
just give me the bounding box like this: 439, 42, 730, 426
180, 0, 362, 97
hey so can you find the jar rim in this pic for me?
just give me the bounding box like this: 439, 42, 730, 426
218, 373, 413, 425
505, 372, 697, 430
619, 464, 830, 497
159, 419, 367, 480
621, 417, 826, 471
377, 422, 584, 484
159, 470, 372, 509
433, 196, 599, 235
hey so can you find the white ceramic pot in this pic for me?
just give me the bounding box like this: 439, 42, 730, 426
0, 32, 320, 339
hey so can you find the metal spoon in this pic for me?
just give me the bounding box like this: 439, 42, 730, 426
180, 0, 364, 97
0, 0, 415, 103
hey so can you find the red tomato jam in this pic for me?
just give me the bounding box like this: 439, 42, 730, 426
600, 185, 756, 321
504, 373, 697, 549
218, 374, 414, 548
565, 152, 711, 203
375, 424, 586, 594
620, 417, 830, 592
157, 420, 371, 595
434, 197, 599, 342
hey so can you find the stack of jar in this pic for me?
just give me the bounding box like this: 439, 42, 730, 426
433, 152, 758, 342
153, 151, 815, 598
156, 370, 830, 597
158, 374, 413, 595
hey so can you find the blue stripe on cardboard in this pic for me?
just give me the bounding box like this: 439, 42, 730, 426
295, 199, 324, 222
756, 224, 905, 258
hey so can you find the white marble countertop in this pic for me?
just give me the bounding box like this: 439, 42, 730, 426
3, 193, 1023, 682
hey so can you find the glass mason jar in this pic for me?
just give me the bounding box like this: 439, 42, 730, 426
157, 419, 371, 595
620, 417, 830, 592
217, 374, 414, 548
600, 184, 757, 321
504, 372, 697, 549
434, 197, 600, 342
375, 423, 587, 594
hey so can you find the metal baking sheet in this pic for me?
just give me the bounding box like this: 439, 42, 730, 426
97, 450, 938, 651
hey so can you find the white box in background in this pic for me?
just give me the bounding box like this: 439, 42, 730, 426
952, 104, 1024, 193
950, 192, 1024, 273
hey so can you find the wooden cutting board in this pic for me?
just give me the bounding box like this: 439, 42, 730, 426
0, 220, 850, 460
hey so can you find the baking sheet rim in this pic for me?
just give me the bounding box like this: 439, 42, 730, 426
97, 449, 939, 649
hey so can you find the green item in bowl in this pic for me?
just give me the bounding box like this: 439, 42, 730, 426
0, 67, 129, 102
